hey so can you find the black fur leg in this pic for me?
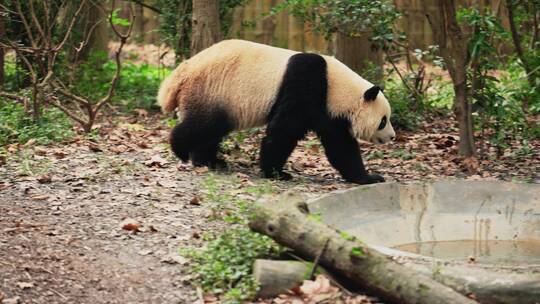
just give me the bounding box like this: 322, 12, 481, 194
317, 118, 384, 185
169, 108, 232, 166
191, 139, 228, 169
170, 123, 191, 162
260, 131, 305, 180
261, 53, 326, 181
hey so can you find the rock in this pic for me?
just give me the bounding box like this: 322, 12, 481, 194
2, 296, 21, 304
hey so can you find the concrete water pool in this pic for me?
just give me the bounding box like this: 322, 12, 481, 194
307, 180, 540, 303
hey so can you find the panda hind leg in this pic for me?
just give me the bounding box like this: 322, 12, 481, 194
170, 109, 232, 168
191, 138, 228, 170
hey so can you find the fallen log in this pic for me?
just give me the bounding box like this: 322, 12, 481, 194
249, 192, 477, 304
253, 259, 311, 298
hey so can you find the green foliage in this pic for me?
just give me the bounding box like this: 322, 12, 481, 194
74, 52, 170, 111
111, 9, 131, 26
183, 175, 283, 302
389, 149, 415, 160
339, 231, 356, 241
0, 99, 74, 146
274, 0, 400, 42
182, 227, 282, 303
458, 8, 534, 149
383, 78, 422, 131
2, 55, 22, 92
155, 0, 249, 61
307, 212, 323, 223
221, 128, 262, 153
350, 246, 366, 258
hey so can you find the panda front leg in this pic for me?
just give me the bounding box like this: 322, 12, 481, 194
260, 120, 308, 180
318, 126, 384, 185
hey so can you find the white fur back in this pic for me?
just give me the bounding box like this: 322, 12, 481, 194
157, 39, 391, 138
157, 40, 297, 129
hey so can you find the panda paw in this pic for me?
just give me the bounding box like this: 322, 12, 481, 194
350, 174, 385, 185
263, 170, 292, 181
209, 158, 228, 170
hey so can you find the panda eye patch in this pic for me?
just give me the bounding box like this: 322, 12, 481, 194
378, 116, 387, 130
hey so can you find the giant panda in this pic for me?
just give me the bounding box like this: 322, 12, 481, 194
158, 39, 395, 184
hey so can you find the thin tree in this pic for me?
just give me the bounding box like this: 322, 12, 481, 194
0, 5, 5, 88
424, 0, 476, 157
505, 0, 540, 90
191, 0, 222, 56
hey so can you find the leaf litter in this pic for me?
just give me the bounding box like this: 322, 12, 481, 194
0, 113, 538, 303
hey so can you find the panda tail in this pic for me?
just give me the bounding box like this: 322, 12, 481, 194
157, 70, 181, 113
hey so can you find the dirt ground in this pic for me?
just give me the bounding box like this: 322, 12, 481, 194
1, 113, 538, 304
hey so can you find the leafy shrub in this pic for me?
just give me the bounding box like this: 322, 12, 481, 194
181, 175, 283, 303
2, 55, 22, 92
74, 52, 170, 111
503, 56, 540, 115
0, 98, 74, 145
182, 228, 281, 303
384, 78, 423, 131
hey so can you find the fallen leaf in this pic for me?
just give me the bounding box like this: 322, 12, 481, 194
190, 196, 202, 206
37, 174, 52, 184
121, 218, 140, 233
463, 156, 480, 173
157, 179, 176, 188
52, 149, 68, 159
16, 282, 34, 289
30, 194, 49, 201
145, 154, 169, 168
193, 166, 209, 174
87, 142, 102, 152
134, 108, 149, 118
34, 147, 48, 156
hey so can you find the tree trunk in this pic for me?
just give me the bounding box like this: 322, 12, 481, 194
261, 0, 277, 45
134, 3, 145, 42
191, 0, 222, 56
68, 1, 109, 63
506, 1, 536, 88
454, 80, 476, 156
334, 31, 383, 83
288, 15, 304, 51
177, 0, 192, 61
249, 192, 477, 304
0, 5, 5, 89
424, 0, 476, 157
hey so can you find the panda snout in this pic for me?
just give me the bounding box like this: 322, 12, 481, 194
372, 135, 394, 144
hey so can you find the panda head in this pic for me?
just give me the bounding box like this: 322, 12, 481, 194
350, 85, 395, 144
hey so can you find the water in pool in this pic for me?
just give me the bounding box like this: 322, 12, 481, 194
393, 240, 540, 264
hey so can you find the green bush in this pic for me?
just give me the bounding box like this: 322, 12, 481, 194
2, 56, 22, 92
384, 78, 423, 131
75, 52, 170, 111
180, 175, 283, 303
182, 228, 281, 303
0, 99, 74, 146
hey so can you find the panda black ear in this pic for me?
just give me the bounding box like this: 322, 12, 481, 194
364, 86, 381, 102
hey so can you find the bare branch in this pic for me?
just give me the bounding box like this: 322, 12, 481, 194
28, 0, 47, 45
47, 96, 88, 126
54, 0, 87, 53
127, 0, 162, 14
14, 0, 37, 48
0, 91, 28, 103
50, 79, 90, 106
95, 2, 135, 113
